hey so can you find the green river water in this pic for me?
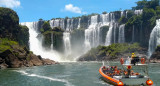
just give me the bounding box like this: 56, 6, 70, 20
0, 62, 159, 86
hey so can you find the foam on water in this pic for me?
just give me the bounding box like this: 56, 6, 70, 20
15, 70, 74, 86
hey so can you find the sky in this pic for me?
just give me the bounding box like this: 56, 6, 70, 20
0, 0, 142, 22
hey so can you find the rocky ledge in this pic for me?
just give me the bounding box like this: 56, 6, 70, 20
0, 45, 58, 69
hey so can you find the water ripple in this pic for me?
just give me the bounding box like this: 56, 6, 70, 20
14, 70, 74, 86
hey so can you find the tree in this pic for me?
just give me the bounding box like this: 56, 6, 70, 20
41, 21, 51, 32
102, 11, 107, 14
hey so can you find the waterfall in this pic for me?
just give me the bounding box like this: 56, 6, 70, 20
77, 18, 81, 29
84, 13, 117, 50
121, 11, 124, 17
63, 32, 71, 56
49, 20, 54, 29
70, 19, 74, 30
148, 19, 160, 58
118, 24, 125, 43
134, 9, 143, 15
126, 11, 128, 18
105, 23, 113, 46
51, 32, 54, 49
20, 22, 61, 61
84, 15, 99, 51
49, 19, 65, 30
101, 13, 110, 25
113, 23, 118, 43
132, 25, 135, 43
60, 19, 65, 30
66, 19, 71, 31
105, 13, 116, 46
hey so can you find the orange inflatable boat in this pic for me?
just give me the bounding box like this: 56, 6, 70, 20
99, 57, 153, 86
99, 66, 124, 86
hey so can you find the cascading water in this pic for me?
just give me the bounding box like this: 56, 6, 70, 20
63, 32, 71, 57
84, 13, 116, 50
101, 13, 110, 25
105, 23, 113, 46
60, 19, 65, 30
148, 19, 160, 58
51, 32, 54, 49
118, 24, 125, 43
134, 9, 143, 15
126, 11, 128, 18
21, 22, 61, 61
49, 19, 65, 30
105, 13, 116, 46
121, 11, 124, 17
77, 18, 81, 29
49, 20, 54, 29
113, 23, 118, 43
84, 15, 99, 51
66, 19, 71, 31
54, 19, 60, 27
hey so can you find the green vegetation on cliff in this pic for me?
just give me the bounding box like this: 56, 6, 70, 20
0, 38, 18, 53
118, 0, 160, 47
78, 43, 145, 61
40, 21, 52, 33
42, 27, 64, 52
0, 7, 29, 47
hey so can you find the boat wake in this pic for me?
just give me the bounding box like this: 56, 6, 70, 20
14, 70, 74, 86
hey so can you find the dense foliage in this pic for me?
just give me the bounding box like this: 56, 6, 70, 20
17, 25, 29, 47
0, 7, 29, 47
0, 38, 18, 53
79, 43, 143, 61
0, 7, 19, 39
40, 21, 52, 33
118, 0, 160, 47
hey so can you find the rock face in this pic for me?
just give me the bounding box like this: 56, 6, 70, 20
0, 45, 58, 69
150, 46, 160, 59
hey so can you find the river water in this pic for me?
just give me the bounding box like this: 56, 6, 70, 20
0, 62, 159, 86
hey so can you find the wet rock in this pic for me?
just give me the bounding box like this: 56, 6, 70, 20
151, 46, 160, 59
0, 45, 57, 69
43, 59, 56, 65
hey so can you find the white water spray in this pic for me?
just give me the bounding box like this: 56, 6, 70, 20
21, 22, 61, 61
148, 19, 160, 58
63, 32, 71, 57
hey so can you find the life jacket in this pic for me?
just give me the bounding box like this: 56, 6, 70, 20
131, 54, 136, 58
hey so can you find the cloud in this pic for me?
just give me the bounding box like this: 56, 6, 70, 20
0, 0, 20, 8
64, 4, 87, 14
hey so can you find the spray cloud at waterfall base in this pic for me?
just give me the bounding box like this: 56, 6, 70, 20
21, 22, 62, 61
148, 19, 160, 58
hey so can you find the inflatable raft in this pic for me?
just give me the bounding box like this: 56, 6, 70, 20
99, 57, 153, 86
